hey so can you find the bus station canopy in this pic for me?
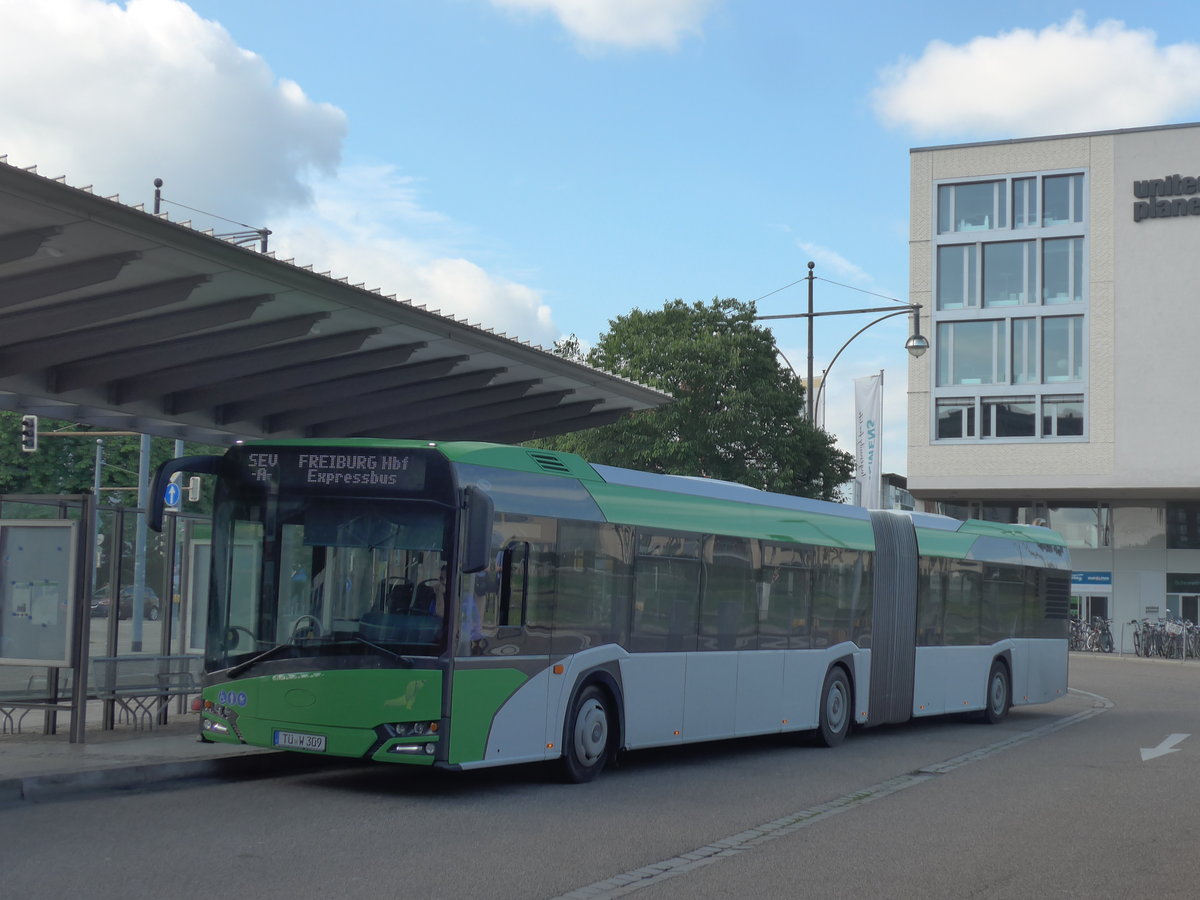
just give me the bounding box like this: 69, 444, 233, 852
0, 158, 670, 447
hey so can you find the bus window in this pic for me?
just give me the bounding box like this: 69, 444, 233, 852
553, 521, 632, 654
632, 531, 700, 652
981, 563, 1024, 642
811, 547, 871, 648
465, 513, 555, 656
759, 543, 814, 649
917, 557, 948, 646
945, 561, 982, 645
700, 535, 756, 651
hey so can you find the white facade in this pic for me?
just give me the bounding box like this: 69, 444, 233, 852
907, 123, 1200, 647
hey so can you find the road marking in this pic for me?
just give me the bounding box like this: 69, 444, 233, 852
552, 689, 1112, 900
1140, 733, 1190, 762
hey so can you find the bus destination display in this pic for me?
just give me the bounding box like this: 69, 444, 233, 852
237, 449, 428, 493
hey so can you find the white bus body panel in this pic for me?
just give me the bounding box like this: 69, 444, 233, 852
912, 645, 998, 717
682, 652, 739, 741
1013, 639, 1068, 705
619, 653, 687, 749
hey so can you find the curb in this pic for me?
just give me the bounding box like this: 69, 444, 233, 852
0, 750, 338, 807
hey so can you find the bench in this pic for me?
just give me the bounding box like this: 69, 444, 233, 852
90, 655, 204, 729
0, 655, 203, 734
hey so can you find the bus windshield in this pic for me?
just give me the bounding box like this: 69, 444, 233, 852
208, 490, 455, 671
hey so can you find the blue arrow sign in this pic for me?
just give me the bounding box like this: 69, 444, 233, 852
164, 481, 181, 508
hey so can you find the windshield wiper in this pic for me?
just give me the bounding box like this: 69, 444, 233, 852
227, 642, 298, 678
352, 634, 415, 667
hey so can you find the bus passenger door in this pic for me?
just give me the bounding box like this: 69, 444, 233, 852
448, 517, 554, 768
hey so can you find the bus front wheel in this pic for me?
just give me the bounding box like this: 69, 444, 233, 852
817, 667, 851, 747
561, 684, 611, 783
983, 660, 1010, 724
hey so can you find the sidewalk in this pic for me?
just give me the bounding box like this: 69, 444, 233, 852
0, 710, 297, 807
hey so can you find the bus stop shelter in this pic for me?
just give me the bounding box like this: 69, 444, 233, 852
0, 156, 671, 740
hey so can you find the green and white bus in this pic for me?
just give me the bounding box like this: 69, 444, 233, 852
152, 440, 1070, 782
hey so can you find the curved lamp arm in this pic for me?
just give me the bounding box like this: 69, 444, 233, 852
812, 309, 912, 426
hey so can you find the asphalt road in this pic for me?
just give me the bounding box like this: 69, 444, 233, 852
2, 653, 1196, 899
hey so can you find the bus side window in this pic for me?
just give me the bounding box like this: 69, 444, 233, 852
498, 542, 529, 629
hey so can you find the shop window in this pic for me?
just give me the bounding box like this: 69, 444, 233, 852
1166, 503, 1200, 550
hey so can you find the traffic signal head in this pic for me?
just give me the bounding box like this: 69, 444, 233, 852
20, 414, 37, 452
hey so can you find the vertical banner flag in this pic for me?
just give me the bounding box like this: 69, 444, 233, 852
854, 372, 883, 509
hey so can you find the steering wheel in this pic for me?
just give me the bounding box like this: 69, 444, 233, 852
225, 625, 258, 649
290, 615, 323, 639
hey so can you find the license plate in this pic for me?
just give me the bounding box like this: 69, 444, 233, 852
273, 730, 326, 752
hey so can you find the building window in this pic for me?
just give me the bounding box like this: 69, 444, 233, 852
1011, 318, 1038, 383
938, 181, 1006, 233
937, 320, 1006, 386
1043, 316, 1083, 382
982, 397, 1036, 437
983, 241, 1036, 307
1166, 503, 1200, 549
937, 244, 977, 309
936, 398, 977, 438
1042, 395, 1084, 436
1043, 237, 1083, 304
1013, 177, 1037, 228
1043, 174, 1084, 226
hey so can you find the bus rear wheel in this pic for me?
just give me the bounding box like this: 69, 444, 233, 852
983, 660, 1010, 724
561, 684, 611, 783
817, 667, 851, 747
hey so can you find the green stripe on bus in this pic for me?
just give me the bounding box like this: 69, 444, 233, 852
449, 667, 531, 765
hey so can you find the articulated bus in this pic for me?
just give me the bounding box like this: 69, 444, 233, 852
152, 440, 1071, 782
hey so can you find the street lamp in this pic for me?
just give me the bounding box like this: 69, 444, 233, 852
755, 262, 928, 425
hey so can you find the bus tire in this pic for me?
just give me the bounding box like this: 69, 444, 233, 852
561, 684, 611, 783
816, 667, 851, 748
983, 659, 1010, 724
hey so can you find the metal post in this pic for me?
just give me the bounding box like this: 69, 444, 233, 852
153, 178, 162, 215
70, 492, 96, 743
806, 261, 815, 425
132, 433, 151, 652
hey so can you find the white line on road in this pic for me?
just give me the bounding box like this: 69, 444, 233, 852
551, 689, 1113, 900
1140, 733, 1190, 762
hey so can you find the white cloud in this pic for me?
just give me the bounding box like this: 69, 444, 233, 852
874, 14, 1200, 137
0, 0, 561, 344
489, 0, 717, 50
797, 241, 874, 286
0, 0, 345, 224
272, 167, 559, 346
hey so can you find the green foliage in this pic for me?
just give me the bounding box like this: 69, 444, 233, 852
0, 411, 221, 507
532, 298, 854, 500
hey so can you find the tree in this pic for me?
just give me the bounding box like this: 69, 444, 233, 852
0, 411, 219, 504
534, 298, 854, 500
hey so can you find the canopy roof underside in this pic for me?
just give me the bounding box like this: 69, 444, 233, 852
0, 158, 670, 447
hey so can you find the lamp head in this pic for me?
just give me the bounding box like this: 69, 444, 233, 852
905, 333, 929, 358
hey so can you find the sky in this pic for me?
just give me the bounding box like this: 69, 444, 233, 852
4, 0, 1200, 476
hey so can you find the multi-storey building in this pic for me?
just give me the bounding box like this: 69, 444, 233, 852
907, 122, 1200, 649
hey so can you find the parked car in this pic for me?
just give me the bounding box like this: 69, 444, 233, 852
90, 585, 162, 621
